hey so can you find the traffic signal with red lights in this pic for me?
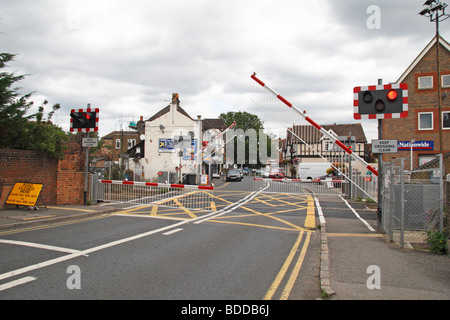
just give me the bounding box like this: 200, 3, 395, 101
70, 108, 99, 132
353, 84, 408, 120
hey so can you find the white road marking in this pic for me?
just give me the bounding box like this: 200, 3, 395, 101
0, 276, 36, 291
194, 184, 270, 224
339, 195, 375, 232
314, 196, 326, 225
0, 239, 82, 254
163, 228, 183, 235
0, 187, 270, 286
114, 213, 185, 221
0, 206, 226, 282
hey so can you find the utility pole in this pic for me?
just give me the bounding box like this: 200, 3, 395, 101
419, 0, 450, 155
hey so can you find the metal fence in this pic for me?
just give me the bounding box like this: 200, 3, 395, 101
380, 155, 445, 247
96, 179, 214, 211
253, 177, 347, 196
344, 172, 378, 201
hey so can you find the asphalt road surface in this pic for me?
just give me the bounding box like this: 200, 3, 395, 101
0, 177, 322, 300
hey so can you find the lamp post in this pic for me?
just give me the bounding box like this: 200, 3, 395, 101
419, 0, 449, 155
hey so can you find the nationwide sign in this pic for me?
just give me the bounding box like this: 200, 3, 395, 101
398, 140, 434, 151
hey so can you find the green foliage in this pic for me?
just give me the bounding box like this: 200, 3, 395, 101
219, 111, 271, 166
424, 230, 448, 255
424, 203, 448, 255
0, 53, 68, 159
219, 111, 264, 131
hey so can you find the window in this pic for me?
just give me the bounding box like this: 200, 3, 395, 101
418, 76, 433, 89
115, 139, 121, 149
418, 112, 433, 130
419, 155, 436, 166
324, 141, 333, 152
442, 75, 450, 88
128, 139, 136, 149
443, 111, 450, 129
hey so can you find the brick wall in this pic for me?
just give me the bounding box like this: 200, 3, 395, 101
56, 136, 86, 205
0, 135, 86, 208
0, 149, 58, 206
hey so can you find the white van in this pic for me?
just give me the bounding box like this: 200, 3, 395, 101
297, 163, 331, 179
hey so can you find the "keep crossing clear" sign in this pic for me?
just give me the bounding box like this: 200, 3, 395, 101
371, 139, 398, 154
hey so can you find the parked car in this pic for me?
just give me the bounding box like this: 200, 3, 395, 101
269, 168, 284, 178
263, 168, 270, 178
226, 169, 242, 182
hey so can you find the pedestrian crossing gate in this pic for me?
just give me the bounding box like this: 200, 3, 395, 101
97, 180, 214, 211
253, 177, 347, 196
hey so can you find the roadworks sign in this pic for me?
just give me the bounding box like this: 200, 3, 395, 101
6, 183, 43, 206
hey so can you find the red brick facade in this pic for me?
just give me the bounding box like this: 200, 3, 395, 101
0, 135, 86, 208
383, 36, 450, 172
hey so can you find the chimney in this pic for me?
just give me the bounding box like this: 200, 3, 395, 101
170, 93, 179, 124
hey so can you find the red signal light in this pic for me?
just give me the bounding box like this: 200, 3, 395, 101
387, 89, 398, 101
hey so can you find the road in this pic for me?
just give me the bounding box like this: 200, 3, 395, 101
0, 176, 325, 302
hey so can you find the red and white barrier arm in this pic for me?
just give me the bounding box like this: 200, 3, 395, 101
253, 177, 345, 183
100, 180, 214, 190
251, 73, 378, 177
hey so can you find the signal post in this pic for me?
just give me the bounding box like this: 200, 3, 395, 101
70, 104, 99, 205
353, 80, 408, 230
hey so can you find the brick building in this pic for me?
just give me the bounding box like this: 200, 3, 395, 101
0, 134, 86, 207
383, 35, 450, 172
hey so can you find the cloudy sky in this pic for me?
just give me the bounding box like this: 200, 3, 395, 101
2, 0, 449, 141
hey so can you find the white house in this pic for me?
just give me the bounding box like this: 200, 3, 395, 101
130, 93, 201, 182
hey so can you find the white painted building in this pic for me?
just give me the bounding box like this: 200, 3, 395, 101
128, 94, 201, 182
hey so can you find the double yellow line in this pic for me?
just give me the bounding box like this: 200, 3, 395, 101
264, 230, 311, 300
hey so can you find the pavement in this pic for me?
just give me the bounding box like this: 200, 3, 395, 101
0, 179, 449, 300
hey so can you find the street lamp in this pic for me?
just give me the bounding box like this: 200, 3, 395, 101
419, 0, 449, 155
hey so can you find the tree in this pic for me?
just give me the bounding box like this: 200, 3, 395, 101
219, 111, 272, 166
219, 111, 264, 132
0, 53, 68, 158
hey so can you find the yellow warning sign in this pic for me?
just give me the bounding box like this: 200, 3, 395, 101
6, 183, 43, 206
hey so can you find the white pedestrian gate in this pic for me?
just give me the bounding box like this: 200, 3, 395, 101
96, 179, 214, 211
253, 177, 348, 196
